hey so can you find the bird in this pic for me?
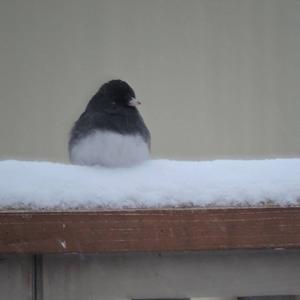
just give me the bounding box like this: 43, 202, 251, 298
68, 79, 151, 167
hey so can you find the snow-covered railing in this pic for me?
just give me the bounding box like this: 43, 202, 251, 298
1, 206, 300, 254
1, 159, 300, 253
1, 160, 300, 299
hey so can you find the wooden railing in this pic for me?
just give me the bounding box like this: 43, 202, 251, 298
1, 206, 300, 254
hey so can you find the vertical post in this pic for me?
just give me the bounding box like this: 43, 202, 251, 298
32, 255, 43, 300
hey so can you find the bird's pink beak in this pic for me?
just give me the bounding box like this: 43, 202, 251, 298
128, 98, 141, 107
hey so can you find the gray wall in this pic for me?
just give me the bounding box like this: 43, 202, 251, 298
1, 252, 300, 300
0, 255, 33, 300
42, 251, 300, 299
1, 0, 300, 163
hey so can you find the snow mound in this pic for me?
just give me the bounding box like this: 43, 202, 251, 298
0, 159, 299, 210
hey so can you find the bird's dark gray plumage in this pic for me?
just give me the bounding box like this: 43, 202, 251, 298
69, 80, 151, 167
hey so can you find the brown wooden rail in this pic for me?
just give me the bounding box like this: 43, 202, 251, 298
0, 207, 300, 254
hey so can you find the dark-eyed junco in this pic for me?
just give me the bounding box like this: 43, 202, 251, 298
69, 80, 151, 167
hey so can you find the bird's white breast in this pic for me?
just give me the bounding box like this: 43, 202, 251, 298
70, 130, 150, 167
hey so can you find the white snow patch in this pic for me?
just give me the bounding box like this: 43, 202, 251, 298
58, 239, 67, 249
0, 159, 299, 210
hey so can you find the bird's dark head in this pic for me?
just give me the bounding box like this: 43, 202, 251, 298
91, 80, 141, 112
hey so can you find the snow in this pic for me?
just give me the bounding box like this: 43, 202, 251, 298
0, 159, 299, 210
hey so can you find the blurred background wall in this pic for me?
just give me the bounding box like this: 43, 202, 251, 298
0, 0, 299, 163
